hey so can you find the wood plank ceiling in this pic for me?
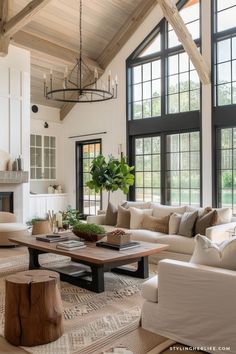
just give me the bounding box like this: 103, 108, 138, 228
8, 0, 145, 109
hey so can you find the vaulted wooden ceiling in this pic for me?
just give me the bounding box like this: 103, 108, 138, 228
4, 0, 156, 115
1, 0, 210, 119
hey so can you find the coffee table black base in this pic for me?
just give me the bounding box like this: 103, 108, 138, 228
28, 247, 149, 293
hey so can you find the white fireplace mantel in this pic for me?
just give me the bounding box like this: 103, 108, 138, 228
0, 171, 29, 184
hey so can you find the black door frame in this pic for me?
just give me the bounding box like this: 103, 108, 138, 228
75, 139, 102, 217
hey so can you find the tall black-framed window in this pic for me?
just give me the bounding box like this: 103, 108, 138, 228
127, 0, 202, 206
216, 127, 236, 213
134, 136, 161, 202
76, 140, 101, 216
165, 131, 201, 206
213, 0, 236, 212
131, 130, 201, 206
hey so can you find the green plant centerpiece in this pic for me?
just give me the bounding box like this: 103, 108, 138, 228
86, 155, 134, 202
61, 206, 81, 229
72, 222, 106, 242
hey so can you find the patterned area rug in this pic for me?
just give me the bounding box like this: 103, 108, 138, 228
0, 254, 169, 354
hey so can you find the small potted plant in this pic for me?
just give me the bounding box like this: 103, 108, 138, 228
27, 218, 51, 235
61, 206, 81, 229
72, 222, 106, 242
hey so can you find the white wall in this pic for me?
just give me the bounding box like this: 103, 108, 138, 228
30, 104, 65, 194
62, 0, 212, 209
0, 45, 30, 222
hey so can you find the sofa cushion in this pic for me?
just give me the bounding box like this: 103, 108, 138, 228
178, 211, 198, 237
155, 234, 195, 254
142, 275, 158, 303
116, 205, 130, 228
131, 229, 166, 243
169, 213, 182, 234
105, 202, 118, 226
215, 207, 232, 225
142, 214, 170, 233
195, 210, 217, 236
186, 206, 204, 216
129, 207, 153, 229
151, 204, 186, 218
130, 230, 195, 254
190, 234, 236, 270
123, 201, 151, 209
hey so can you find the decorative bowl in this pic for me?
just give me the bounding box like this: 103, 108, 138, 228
72, 230, 106, 242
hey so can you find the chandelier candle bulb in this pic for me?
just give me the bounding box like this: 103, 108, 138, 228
115, 74, 118, 84
56, 213, 63, 229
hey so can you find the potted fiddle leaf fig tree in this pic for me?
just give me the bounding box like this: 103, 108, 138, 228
86, 155, 134, 203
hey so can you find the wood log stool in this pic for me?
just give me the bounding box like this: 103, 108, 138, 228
4, 270, 64, 347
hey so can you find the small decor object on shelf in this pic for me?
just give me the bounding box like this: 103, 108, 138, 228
107, 229, 131, 245
12, 159, 18, 171
48, 185, 54, 194
17, 155, 24, 171
72, 222, 106, 242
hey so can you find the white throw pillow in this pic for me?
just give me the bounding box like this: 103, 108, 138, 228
190, 234, 236, 270
169, 213, 182, 234
129, 207, 153, 229
151, 204, 186, 218
214, 207, 232, 225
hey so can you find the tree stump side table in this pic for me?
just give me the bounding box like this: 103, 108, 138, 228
4, 270, 64, 347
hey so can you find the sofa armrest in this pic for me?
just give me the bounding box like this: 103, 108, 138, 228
86, 215, 106, 225
205, 222, 236, 242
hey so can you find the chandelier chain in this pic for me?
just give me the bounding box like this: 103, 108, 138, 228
79, 0, 82, 88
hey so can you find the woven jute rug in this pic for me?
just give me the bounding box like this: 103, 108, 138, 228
0, 254, 172, 354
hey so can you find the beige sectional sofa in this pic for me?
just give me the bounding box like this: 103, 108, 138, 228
87, 202, 236, 263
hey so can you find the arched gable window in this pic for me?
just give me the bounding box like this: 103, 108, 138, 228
127, 0, 202, 206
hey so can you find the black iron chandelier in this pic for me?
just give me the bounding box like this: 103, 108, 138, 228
43, 0, 118, 103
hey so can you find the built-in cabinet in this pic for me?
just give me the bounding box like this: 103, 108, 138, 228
30, 134, 56, 180
29, 194, 68, 219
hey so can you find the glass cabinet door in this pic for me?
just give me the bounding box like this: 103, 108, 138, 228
30, 134, 56, 180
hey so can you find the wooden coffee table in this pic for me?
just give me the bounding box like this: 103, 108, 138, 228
9, 235, 168, 293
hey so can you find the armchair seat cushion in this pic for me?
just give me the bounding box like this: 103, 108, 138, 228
142, 275, 158, 303
0, 223, 29, 246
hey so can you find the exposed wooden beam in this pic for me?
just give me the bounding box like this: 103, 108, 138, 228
3, 0, 51, 38
60, 0, 157, 120
158, 0, 211, 85
13, 30, 104, 74
0, 0, 9, 56
97, 0, 157, 69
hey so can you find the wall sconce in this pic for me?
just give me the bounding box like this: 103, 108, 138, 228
44, 122, 49, 128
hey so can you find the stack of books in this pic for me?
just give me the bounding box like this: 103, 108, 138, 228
36, 234, 69, 243
56, 240, 86, 251
96, 241, 140, 251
